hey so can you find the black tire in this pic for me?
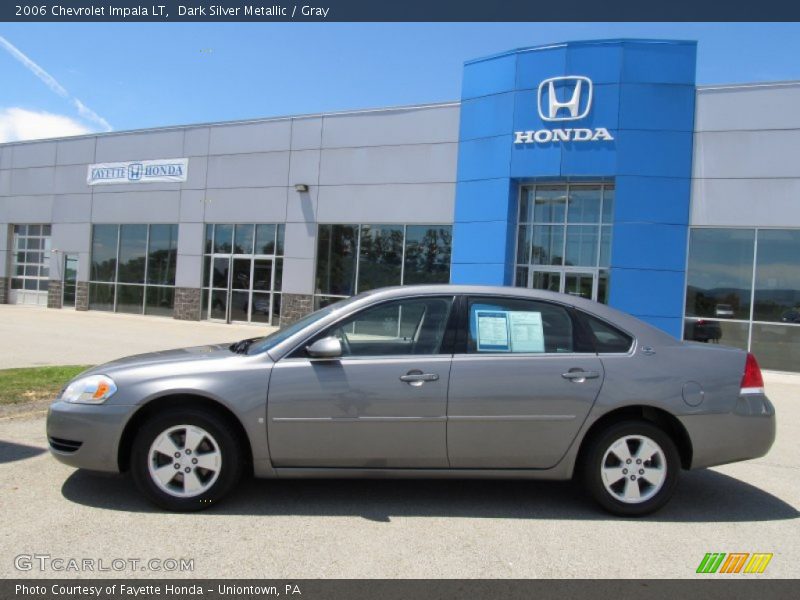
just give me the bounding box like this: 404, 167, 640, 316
582, 420, 680, 516
130, 408, 244, 511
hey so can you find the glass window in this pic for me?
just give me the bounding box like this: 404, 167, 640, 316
213, 224, 233, 253
467, 297, 574, 354
145, 286, 175, 317
146, 224, 178, 286
234, 224, 255, 254
403, 226, 452, 285
357, 225, 403, 292
753, 229, 800, 323
515, 267, 528, 288
212, 257, 230, 288
324, 297, 453, 357
683, 318, 749, 350
602, 187, 615, 223
532, 271, 561, 293
532, 225, 564, 265
116, 284, 144, 314
89, 283, 115, 311
516, 225, 531, 264
565, 225, 598, 267
685, 229, 754, 320
315, 224, 358, 296
91, 225, 119, 282
582, 313, 633, 353
751, 323, 800, 372
255, 224, 276, 254
597, 271, 610, 305
204, 224, 213, 254
276, 224, 285, 256
274, 258, 283, 292
599, 226, 612, 268
516, 184, 613, 303
117, 225, 148, 284
533, 186, 567, 223
568, 185, 602, 224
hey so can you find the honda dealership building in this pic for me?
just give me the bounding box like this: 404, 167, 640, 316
1, 38, 799, 371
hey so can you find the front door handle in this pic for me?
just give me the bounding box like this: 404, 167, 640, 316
399, 370, 439, 387
561, 369, 600, 383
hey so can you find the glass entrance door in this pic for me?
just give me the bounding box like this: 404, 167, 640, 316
206, 255, 275, 324
564, 271, 595, 300
529, 269, 600, 301
62, 254, 78, 308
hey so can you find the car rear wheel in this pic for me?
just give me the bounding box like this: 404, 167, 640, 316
582, 420, 680, 516
130, 408, 243, 511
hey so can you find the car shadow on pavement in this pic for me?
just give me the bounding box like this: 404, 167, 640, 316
0, 440, 46, 464
61, 467, 798, 523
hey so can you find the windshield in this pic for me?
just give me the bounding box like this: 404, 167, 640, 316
245, 298, 351, 355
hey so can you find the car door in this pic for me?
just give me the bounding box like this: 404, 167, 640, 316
447, 295, 604, 469
267, 295, 455, 468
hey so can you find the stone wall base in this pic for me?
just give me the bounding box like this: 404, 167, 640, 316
280, 293, 314, 326
174, 287, 202, 321
47, 280, 63, 309
76, 282, 89, 311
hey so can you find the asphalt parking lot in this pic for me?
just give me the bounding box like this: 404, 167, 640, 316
0, 372, 797, 579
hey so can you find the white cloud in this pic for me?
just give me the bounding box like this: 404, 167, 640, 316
0, 35, 112, 132
0, 107, 92, 143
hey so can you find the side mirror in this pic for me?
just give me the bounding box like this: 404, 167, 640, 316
306, 336, 342, 359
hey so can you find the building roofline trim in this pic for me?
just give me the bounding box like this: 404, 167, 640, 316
464, 38, 697, 66
0, 100, 461, 148
697, 79, 800, 92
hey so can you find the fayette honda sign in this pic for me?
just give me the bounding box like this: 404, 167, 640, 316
514, 76, 614, 144
87, 158, 189, 185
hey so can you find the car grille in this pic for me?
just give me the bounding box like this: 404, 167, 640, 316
48, 436, 83, 453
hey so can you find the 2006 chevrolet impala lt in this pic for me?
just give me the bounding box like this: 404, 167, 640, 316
47, 285, 776, 515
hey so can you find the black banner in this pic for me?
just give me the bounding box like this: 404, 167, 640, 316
2, 580, 798, 600
1, 0, 800, 22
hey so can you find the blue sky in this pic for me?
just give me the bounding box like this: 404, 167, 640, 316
2, 22, 800, 141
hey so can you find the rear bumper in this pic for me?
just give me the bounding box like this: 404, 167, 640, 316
679, 394, 776, 469
46, 401, 134, 473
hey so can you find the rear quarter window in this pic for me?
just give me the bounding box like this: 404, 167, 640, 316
582, 313, 634, 353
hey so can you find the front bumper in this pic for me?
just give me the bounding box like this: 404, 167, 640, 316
679, 393, 776, 469
46, 400, 135, 473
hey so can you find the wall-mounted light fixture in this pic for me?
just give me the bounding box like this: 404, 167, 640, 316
294, 183, 309, 193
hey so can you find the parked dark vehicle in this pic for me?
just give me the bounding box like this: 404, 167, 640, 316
48, 286, 775, 516
780, 309, 800, 324
685, 318, 722, 343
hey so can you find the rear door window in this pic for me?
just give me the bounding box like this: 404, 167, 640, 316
466, 297, 575, 354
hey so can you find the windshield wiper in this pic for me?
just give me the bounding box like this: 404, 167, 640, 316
229, 337, 263, 354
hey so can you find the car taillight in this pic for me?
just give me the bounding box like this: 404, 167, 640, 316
741, 352, 765, 394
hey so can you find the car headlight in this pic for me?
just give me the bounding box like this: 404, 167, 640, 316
60, 375, 117, 404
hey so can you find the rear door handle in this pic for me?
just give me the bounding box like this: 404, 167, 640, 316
561, 369, 600, 383
400, 371, 439, 387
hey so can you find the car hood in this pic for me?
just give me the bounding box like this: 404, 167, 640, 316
78, 343, 243, 377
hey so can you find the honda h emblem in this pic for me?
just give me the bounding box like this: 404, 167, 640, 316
537, 76, 593, 121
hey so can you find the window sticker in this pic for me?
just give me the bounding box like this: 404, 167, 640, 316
476, 310, 510, 351
508, 311, 545, 353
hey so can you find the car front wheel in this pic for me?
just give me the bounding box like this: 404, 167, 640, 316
130, 408, 243, 511
582, 420, 680, 516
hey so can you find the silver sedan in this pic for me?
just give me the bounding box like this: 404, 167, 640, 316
47, 285, 776, 516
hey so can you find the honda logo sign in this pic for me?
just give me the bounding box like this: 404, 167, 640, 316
538, 76, 593, 121
514, 75, 614, 145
